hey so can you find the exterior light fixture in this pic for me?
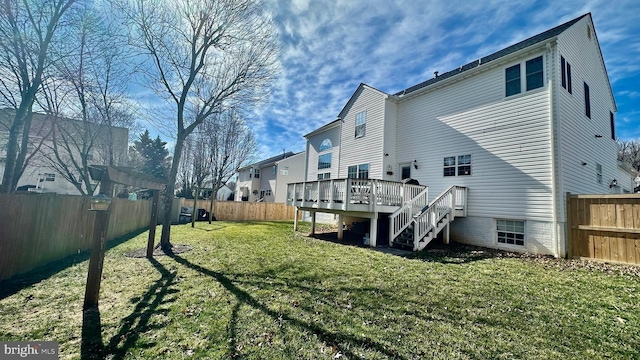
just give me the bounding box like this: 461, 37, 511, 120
413, 160, 418, 169
609, 179, 618, 188
89, 193, 112, 211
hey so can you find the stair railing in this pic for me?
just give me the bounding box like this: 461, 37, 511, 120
413, 185, 467, 249
388, 186, 429, 244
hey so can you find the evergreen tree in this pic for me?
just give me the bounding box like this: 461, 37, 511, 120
130, 130, 171, 179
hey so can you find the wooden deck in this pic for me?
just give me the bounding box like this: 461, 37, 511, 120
286, 179, 425, 214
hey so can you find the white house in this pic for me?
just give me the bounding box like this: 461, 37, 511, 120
236, 151, 305, 202
287, 13, 634, 257
0, 110, 129, 195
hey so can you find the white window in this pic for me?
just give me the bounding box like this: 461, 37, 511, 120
443, 157, 455, 177
457, 155, 471, 176
497, 219, 525, 246
254, 168, 260, 179
355, 111, 366, 138
505, 55, 543, 97
318, 153, 331, 169
596, 163, 602, 184
265, 189, 272, 196
44, 173, 56, 181
443, 155, 471, 176
348, 164, 369, 179
317, 172, 331, 180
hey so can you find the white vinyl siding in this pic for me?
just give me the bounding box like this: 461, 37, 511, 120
305, 125, 340, 181
397, 48, 553, 222
556, 16, 620, 221
339, 86, 386, 179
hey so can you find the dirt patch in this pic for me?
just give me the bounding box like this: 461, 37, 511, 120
417, 243, 640, 278
125, 244, 193, 258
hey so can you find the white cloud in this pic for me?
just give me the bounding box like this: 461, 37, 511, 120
250, 0, 640, 158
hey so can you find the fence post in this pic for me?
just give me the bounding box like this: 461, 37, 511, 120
146, 190, 160, 258
565, 192, 572, 259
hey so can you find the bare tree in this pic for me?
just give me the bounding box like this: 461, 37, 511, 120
35, 4, 131, 194
0, 0, 77, 193
618, 139, 640, 172
123, 0, 279, 248
206, 110, 255, 220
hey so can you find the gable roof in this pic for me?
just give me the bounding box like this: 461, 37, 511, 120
394, 13, 589, 97
304, 118, 340, 138
239, 151, 298, 171
337, 83, 388, 119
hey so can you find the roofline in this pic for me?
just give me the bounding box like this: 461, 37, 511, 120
337, 83, 389, 119
581, 14, 617, 112
392, 13, 588, 98
237, 151, 300, 171
304, 118, 341, 138
392, 38, 556, 101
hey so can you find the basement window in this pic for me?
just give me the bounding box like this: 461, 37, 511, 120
497, 219, 525, 246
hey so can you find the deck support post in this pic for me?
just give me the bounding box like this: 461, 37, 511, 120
294, 207, 299, 232
310, 211, 316, 235
443, 222, 450, 245
370, 214, 378, 247
337, 214, 344, 240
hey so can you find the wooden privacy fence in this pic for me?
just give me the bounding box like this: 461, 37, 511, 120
566, 193, 640, 265
0, 193, 151, 281
179, 199, 297, 221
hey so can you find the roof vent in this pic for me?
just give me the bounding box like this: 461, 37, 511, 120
434, 71, 438, 78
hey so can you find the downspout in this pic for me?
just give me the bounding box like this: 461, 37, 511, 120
547, 41, 562, 258
337, 117, 342, 178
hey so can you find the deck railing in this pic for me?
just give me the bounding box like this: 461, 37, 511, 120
287, 179, 425, 211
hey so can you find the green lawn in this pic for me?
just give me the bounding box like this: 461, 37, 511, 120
0, 221, 638, 359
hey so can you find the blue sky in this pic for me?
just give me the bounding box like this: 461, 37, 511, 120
237, 0, 639, 159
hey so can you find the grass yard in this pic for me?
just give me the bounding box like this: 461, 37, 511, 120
0, 221, 639, 359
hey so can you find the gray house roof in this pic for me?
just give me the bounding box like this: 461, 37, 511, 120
238, 151, 298, 171
394, 13, 589, 96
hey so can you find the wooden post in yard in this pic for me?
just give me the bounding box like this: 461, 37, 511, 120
146, 190, 160, 258
565, 192, 572, 259
337, 214, 344, 240
84, 180, 113, 309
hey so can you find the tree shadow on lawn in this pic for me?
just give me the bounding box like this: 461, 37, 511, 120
0, 228, 147, 300
100, 257, 177, 360
168, 253, 408, 360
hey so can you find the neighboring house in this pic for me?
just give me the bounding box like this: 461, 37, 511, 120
236, 151, 304, 202
288, 13, 634, 257
0, 109, 129, 195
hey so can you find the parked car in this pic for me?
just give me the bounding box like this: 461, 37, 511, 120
179, 207, 216, 223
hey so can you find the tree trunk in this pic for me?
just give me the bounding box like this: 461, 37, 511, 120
160, 132, 186, 248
